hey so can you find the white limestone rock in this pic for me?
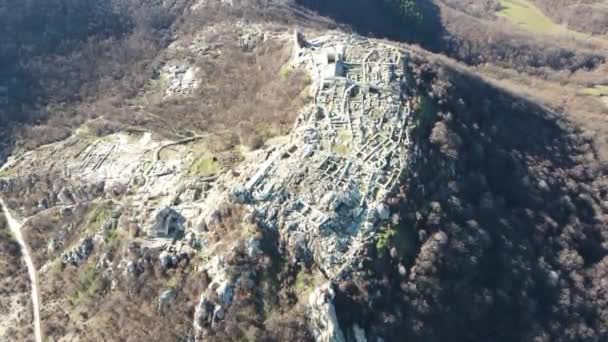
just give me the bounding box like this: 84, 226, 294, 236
159, 289, 177, 312
308, 283, 346, 342
162, 63, 199, 98
61, 238, 94, 266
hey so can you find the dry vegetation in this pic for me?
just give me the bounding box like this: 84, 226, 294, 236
437, 2, 606, 71
532, 0, 608, 35
39, 240, 203, 341
422, 0, 608, 164
0, 0, 188, 156
0, 0, 325, 161
30, 200, 314, 341
22, 202, 110, 267
126, 23, 312, 148
0, 211, 34, 341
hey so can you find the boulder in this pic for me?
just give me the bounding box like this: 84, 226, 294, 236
61, 238, 94, 266
375, 204, 390, 221
159, 289, 177, 313
147, 207, 185, 238
58, 187, 75, 205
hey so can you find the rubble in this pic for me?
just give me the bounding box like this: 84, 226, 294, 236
158, 243, 192, 270
193, 253, 234, 335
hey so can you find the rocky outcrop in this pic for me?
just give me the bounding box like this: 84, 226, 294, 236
146, 207, 186, 238
161, 64, 199, 98
61, 238, 94, 266
308, 283, 346, 342
206, 32, 412, 279
158, 288, 177, 313
1, 30, 421, 341
193, 254, 234, 335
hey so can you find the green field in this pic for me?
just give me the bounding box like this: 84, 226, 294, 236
497, 0, 587, 38
580, 85, 608, 97
189, 155, 221, 177
332, 129, 353, 156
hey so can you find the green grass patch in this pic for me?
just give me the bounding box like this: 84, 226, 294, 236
496, 0, 587, 38
0, 168, 11, 178
580, 85, 608, 97
189, 155, 221, 177
332, 129, 353, 156
376, 226, 397, 252
105, 228, 126, 252
294, 270, 315, 294
85, 206, 111, 234
279, 64, 292, 79
411, 96, 437, 139
376, 225, 417, 262
69, 265, 108, 306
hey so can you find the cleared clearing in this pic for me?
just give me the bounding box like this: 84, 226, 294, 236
496, 0, 587, 38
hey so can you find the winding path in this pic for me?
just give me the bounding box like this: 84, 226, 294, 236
0, 199, 43, 342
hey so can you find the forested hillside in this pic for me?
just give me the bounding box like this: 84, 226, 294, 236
0, 0, 188, 157
295, 0, 443, 45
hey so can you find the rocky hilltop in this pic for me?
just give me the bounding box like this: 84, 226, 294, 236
2, 2, 608, 342
0, 30, 417, 341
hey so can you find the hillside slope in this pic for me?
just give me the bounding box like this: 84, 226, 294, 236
1, 1, 608, 342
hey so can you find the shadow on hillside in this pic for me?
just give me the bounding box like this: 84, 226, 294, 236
294, 0, 445, 48
334, 58, 608, 341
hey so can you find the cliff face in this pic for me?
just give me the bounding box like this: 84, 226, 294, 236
1, 2, 608, 342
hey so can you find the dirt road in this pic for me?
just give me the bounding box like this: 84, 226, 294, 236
0, 199, 42, 342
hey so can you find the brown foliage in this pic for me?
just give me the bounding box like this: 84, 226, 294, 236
532, 0, 608, 35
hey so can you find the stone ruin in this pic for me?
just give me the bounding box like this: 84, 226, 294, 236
228, 32, 414, 279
